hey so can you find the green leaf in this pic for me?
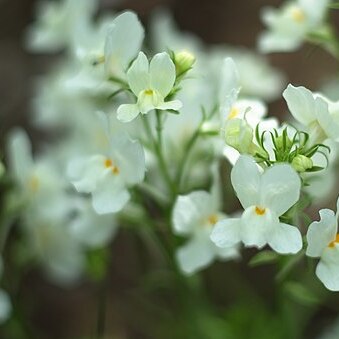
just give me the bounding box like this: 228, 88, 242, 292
306, 166, 324, 172
86, 248, 109, 281
166, 109, 180, 115
249, 250, 279, 267
284, 281, 320, 306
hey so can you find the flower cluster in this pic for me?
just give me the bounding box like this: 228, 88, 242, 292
0, 0, 339, 330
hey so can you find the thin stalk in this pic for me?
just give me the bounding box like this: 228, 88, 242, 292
141, 114, 176, 199
175, 128, 201, 192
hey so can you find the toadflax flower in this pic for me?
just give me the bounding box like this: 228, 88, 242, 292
258, 0, 329, 53
26, 0, 97, 52
306, 197, 339, 291
68, 112, 145, 214
173, 190, 239, 275
283, 84, 339, 144
211, 155, 302, 254
117, 52, 182, 122
220, 58, 278, 165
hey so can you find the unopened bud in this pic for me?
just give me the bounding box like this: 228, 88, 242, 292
275, 135, 293, 153
174, 51, 196, 76
291, 155, 313, 172
225, 118, 254, 154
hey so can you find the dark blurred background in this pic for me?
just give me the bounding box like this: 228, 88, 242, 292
1, 1, 339, 338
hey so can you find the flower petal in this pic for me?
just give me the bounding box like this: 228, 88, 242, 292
7, 129, 33, 185
109, 132, 145, 185
92, 174, 130, 214
210, 218, 241, 248
127, 52, 149, 96
68, 155, 106, 193
231, 155, 261, 208
283, 84, 317, 126
104, 11, 144, 74
316, 247, 339, 291
157, 99, 183, 111
315, 97, 339, 141
240, 206, 279, 249
173, 191, 215, 235
219, 57, 240, 118
268, 222, 302, 254
216, 245, 240, 260
117, 104, 140, 123
260, 163, 300, 216
306, 209, 337, 257
150, 52, 176, 97
71, 204, 117, 247
176, 235, 215, 275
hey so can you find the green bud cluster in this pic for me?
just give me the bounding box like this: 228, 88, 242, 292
252, 125, 329, 173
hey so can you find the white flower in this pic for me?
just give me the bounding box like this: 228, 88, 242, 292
259, 0, 329, 53
7, 129, 68, 207
283, 84, 339, 144
306, 197, 339, 291
71, 11, 144, 77
220, 58, 279, 164
117, 52, 182, 122
25, 207, 85, 285
7, 129, 85, 284
104, 11, 144, 78
219, 58, 269, 125
68, 113, 145, 214
222, 48, 285, 101
211, 155, 302, 254
173, 191, 239, 275
70, 200, 118, 248
26, 0, 97, 52
61, 11, 144, 96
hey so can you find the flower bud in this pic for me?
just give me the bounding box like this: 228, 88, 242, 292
291, 155, 313, 173
174, 51, 196, 76
275, 135, 293, 153
225, 118, 254, 154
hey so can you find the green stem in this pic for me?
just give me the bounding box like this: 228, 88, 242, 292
141, 114, 176, 199
275, 249, 305, 283
175, 128, 201, 193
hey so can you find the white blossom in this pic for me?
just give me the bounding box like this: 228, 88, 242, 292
283, 84, 339, 144
211, 155, 302, 254
259, 0, 329, 53
306, 197, 339, 291
26, 0, 97, 52
117, 52, 182, 122
173, 189, 239, 275
68, 113, 145, 214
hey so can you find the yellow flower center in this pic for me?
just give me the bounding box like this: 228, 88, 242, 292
290, 7, 306, 23
328, 234, 339, 248
104, 159, 120, 175
144, 89, 154, 95
255, 206, 266, 216
207, 214, 219, 226
28, 175, 39, 192
228, 106, 240, 120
